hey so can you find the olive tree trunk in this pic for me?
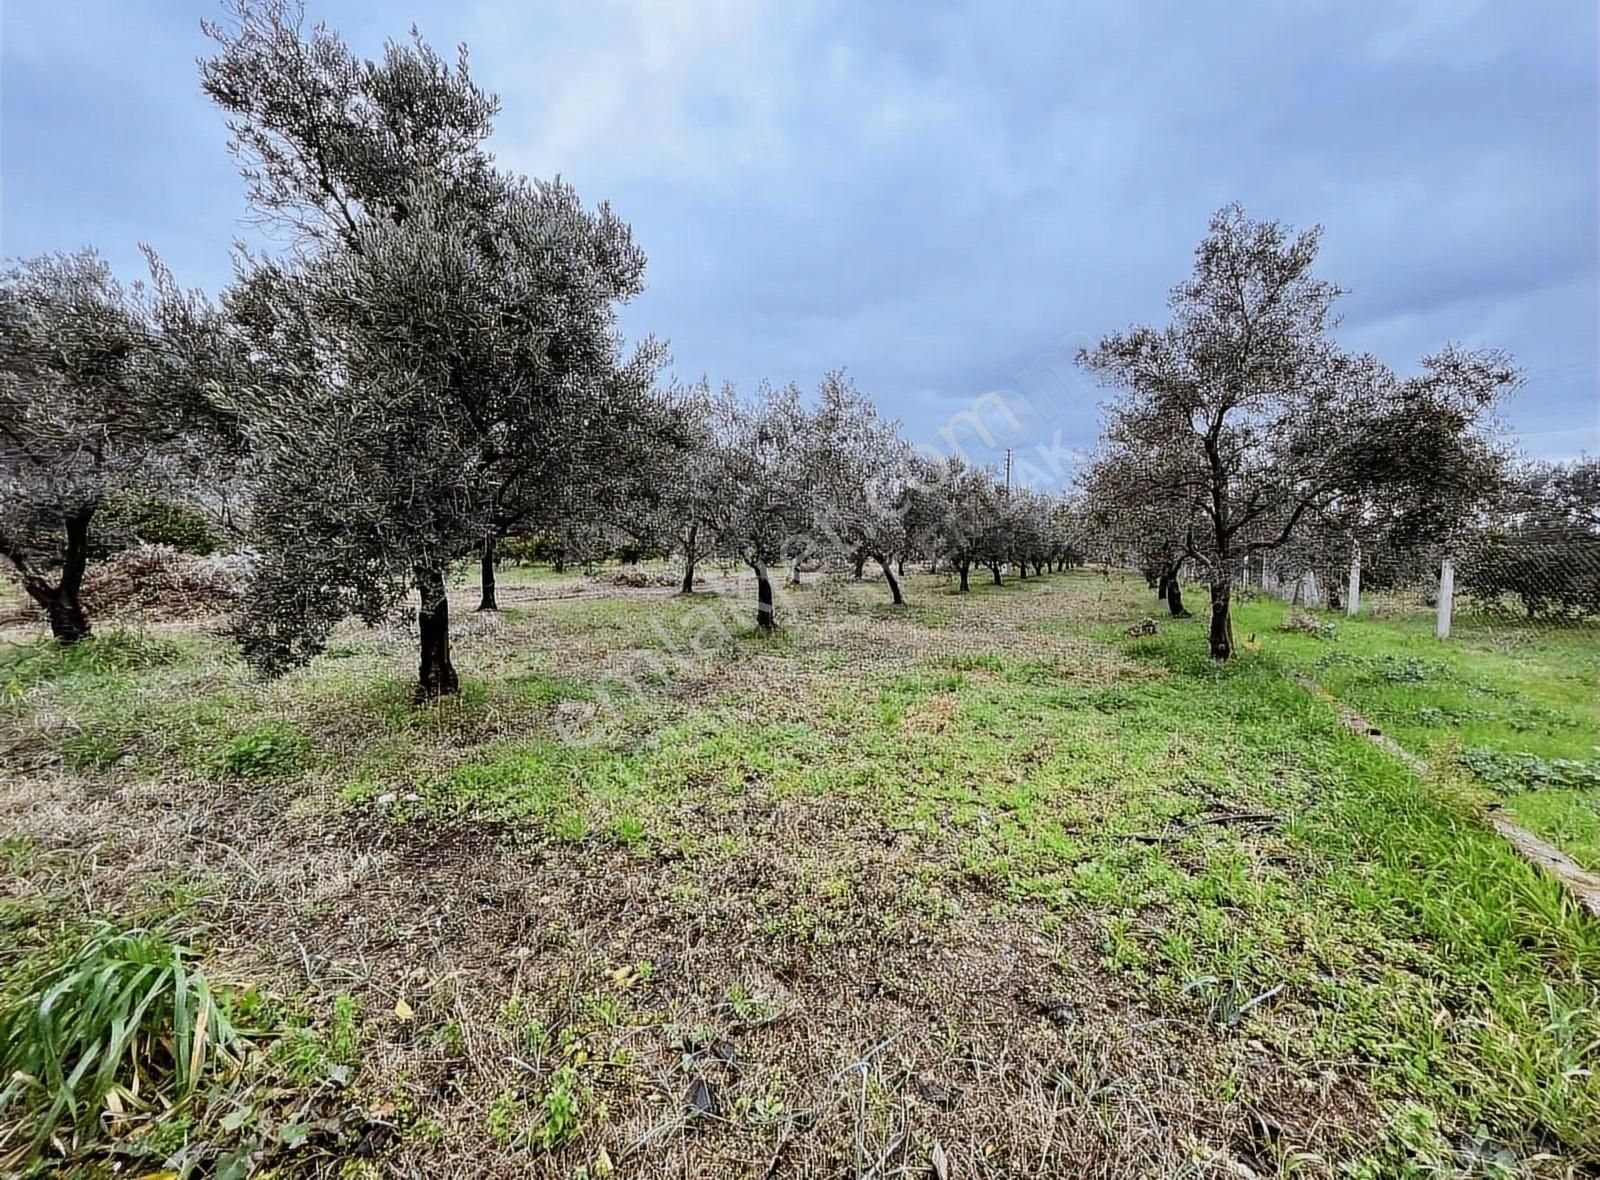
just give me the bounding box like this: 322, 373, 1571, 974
416, 566, 460, 698
680, 523, 698, 595
750, 559, 776, 631
876, 555, 904, 605
17, 505, 94, 644
476, 535, 498, 611
1167, 577, 1190, 617
1208, 580, 1234, 660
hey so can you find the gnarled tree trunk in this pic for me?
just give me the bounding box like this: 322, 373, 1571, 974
991, 563, 1003, 586
751, 560, 776, 631
416, 566, 460, 698
1167, 577, 1190, 617
1208, 580, 1234, 660
876, 555, 904, 605
851, 552, 866, 580
958, 560, 970, 592
476, 535, 498, 611
15, 505, 95, 644
680, 523, 698, 594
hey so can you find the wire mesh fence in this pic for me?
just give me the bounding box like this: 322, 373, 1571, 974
1234, 530, 1600, 645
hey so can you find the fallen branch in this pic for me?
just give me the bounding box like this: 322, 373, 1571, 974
1096, 810, 1280, 844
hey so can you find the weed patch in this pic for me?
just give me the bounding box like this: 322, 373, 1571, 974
215, 721, 311, 779
1459, 747, 1600, 793
0, 633, 184, 702
0, 924, 250, 1151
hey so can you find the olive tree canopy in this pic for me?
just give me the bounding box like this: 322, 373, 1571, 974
706, 383, 814, 630
0, 250, 236, 642
808, 372, 913, 604
207, 4, 665, 695
1079, 205, 1516, 658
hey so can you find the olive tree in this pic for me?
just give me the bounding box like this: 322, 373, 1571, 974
229, 173, 658, 695
1079, 205, 1515, 658
707, 383, 814, 630
636, 380, 724, 595
210, 7, 661, 695
809, 373, 913, 604
0, 250, 235, 642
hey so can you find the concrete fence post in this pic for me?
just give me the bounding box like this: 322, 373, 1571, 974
1347, 544, 1361, 617
1436, 556, 1454, 639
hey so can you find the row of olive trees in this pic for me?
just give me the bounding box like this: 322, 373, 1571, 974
199, 2, 1084, 674
607, 373, 1084, 632
0, 0, 660, 698
0, 1, 1084, 696
6, 8, 1531, 681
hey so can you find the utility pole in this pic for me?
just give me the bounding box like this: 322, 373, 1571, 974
1004, 448, 1012, 494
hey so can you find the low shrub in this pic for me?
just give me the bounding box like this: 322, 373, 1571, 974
97, 494, 221, 556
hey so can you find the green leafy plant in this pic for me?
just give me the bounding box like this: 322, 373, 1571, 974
60, 726, 130, 770
216, 722, 309, 778
0, 925, 249, 1146
533, 1065, 585, 1150
1459, 748, 1600, 793
1372, 655, 1442, 684
268, 992, 360, 1085
487, 1087, 523, 1145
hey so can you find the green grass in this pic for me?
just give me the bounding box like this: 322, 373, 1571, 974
0, 632, 187, 703
3, 570, 1597, 1173
435, 582, 1600, 1161
1230, 591, 1600, 869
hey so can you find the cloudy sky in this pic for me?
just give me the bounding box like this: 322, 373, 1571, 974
3, 0, 1595, 479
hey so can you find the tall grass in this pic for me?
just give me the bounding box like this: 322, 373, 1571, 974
0, 924, 248, 1148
